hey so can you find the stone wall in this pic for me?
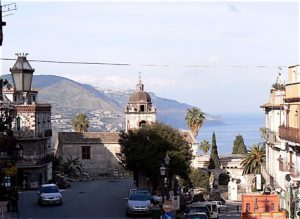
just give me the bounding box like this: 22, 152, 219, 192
61, 143, 122, 177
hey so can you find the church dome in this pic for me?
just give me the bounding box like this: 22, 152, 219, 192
128, 78, 152, 103
129, 90, 151, 103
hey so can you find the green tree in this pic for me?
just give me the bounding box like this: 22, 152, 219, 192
199, 139, 211, 155
118, 122, 193, 190
232, 135, 247, 154
189, 168, 209, 190
185, 107, 205, 138
72, 113, 89, 132
63, 155, 83, 177
241, 144, 265, 175
208, 132, 221, 169
218, 173, 230, 186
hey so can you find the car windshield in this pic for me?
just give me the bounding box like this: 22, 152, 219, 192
129, 191, 151, 201
41, 186, 59, 193
189, 207, 208, 213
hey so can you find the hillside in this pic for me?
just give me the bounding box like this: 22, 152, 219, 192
3, 74, 224, 131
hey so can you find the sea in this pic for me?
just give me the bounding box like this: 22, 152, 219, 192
197, 113, 265, 155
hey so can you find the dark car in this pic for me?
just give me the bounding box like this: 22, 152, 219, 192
185, 213, 208, 219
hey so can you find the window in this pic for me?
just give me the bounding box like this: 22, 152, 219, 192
140, 105, 145, 112
82, 146, 91, 159
16, 117, 21, 131
139, 121, 147, 128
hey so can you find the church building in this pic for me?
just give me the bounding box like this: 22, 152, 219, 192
125, 78, 156, 132
57, 78, 156, 177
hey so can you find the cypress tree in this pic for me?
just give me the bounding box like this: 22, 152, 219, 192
208, 132, 221, 169
232, 135, 247, 154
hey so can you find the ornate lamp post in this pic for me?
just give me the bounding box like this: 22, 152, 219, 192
160, 164, 166, 203
164, 155, 170, 200
160, 154, 171, 203
10, 53, 34, 92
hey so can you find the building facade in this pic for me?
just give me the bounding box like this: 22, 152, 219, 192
56, 132, 122, 177
261, 65, 300, 218
5, 54, 52, 189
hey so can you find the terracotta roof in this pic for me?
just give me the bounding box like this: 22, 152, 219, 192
58, 132, 120, 144
180, 130, 197, 144
219, 154, 244, 161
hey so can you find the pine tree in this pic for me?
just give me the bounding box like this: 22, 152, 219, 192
232, 135, 247, 154
208, 132, 221, 169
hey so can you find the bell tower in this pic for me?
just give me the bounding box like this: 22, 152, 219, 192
125, 77, 156, 132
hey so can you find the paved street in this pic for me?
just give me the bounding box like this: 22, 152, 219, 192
17, 178, 240, 219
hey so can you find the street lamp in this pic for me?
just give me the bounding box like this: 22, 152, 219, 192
160, 155, 171, 203
164, 155, 171, 200
164, 154, 170, 166
160, 164, 166, 203
10, 53, 34, 92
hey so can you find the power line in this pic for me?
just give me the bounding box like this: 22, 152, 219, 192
0, 58, 289, 68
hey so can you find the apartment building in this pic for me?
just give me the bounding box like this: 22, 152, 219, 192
261, 65, 300, 218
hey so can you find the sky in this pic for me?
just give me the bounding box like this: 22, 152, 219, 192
0, 1, 299, 115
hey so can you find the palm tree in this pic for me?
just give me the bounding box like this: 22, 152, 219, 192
185, 107, 205, 138
241, 144, 265, 175
72, 113, 89, 132
199, 139, 211, 155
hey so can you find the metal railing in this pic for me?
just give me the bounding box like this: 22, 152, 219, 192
279, 126, 300, 144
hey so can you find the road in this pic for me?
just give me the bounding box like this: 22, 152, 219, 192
17, 178, 240, 219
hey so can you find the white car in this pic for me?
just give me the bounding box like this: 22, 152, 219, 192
211, 201, 228, 212
38, 184, 63, 206
124, 189, 152, 216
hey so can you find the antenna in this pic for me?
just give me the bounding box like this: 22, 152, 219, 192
0, 2, 17, 46
1, 3, 17, 13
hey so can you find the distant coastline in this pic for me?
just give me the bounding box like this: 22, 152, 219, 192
198, 112, 264, 155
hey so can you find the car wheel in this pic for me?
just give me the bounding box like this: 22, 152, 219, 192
125, 210, 130, 217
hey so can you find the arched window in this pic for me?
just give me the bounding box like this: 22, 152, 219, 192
139, 121, 147, 128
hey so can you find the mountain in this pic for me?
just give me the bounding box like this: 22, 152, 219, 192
2, 74, 224, 131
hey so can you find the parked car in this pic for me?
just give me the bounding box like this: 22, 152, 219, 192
37, 184, 63, 206
205, 202, 219, 219
211, 201, 228, 212
187, 202, 211, 218
185, 212, 208, 219
124, 189, 152, 216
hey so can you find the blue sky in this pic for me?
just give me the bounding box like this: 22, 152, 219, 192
0, 1, 299, 114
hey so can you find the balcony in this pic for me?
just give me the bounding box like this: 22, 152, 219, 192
279, 126, 300, 144
261, 128, 278, 144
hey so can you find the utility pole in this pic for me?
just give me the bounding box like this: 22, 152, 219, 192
0, 1, 17, 46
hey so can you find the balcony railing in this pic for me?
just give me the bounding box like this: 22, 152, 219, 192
279, 126, 300, 144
